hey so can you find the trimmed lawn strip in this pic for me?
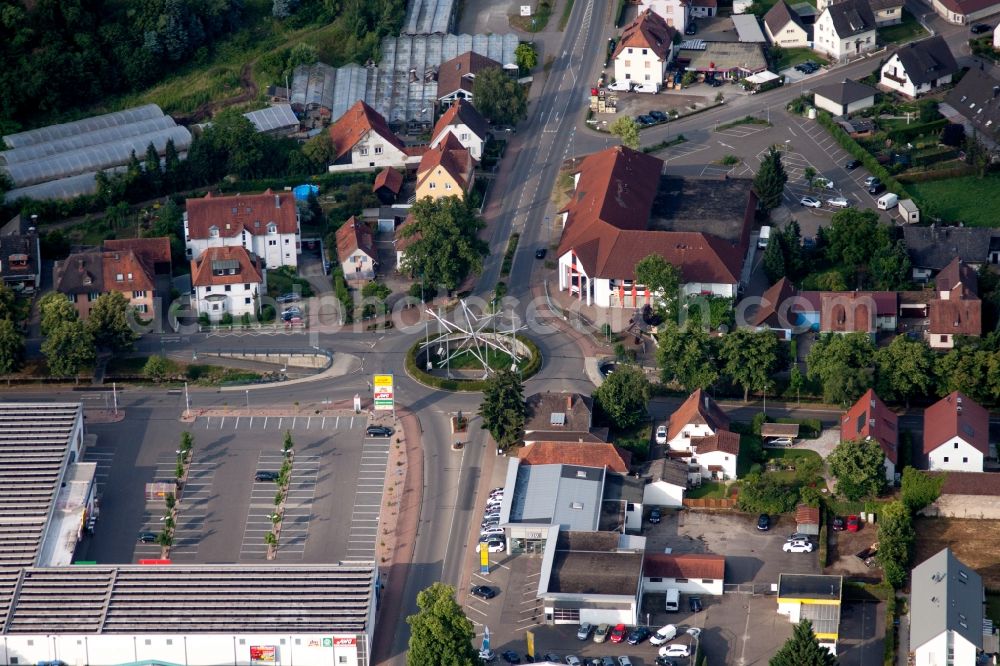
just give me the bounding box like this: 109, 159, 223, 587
878, 9, 928, 45
909, 175, 1000, 227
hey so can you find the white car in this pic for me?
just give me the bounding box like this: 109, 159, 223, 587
655, 425, 667, 445
686, 628, 702, 638
827, 196, 850, 208
784, 540, 815, 553
814, 177, 834, 189
476, 539, 505, 553
480, 526, 504, 537
799, 196, 821, 208
618, 658, 633, 666
634, 82, 659, 93
565, 657, 582, 666
649, 624, 677, 645
864, 176, 879, 188
607, 80, 632, 92
659, 644, 691, 658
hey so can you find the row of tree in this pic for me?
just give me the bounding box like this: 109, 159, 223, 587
34, 292, 136, 378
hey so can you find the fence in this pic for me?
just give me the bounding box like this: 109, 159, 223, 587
723, 583, 772, 595
683, 498, 738, 509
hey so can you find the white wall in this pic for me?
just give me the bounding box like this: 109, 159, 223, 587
880, 54, 953, 97
431, 124, 485, 159
643, 481, 685, 507
813, 12, 876, 60
690, 449, 738, 480
668, 423, 715, 453
578, 605, 637, 626
914, 631, 949, 666
883, 457, 895, 483
341, 249, 376, 280
642, 576, 724, 595
184, 215, 300, 270
194, 279, 264, 320
626, 502, 644, 532
2, 632, 367, 666
614, 46, 668, 86
927, 437, 984, 472
873, 6, 902, 24
767, 21, 809, 47
640, 0, 688, 27
681, 282, 736, 298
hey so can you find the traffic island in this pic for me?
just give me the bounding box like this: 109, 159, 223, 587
404, 334, 542, 392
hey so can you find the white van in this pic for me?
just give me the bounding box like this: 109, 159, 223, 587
758, 225, 771, 249
649, 624, 678, 645
607, 79, 632, 92
665, 588, 680, 612
877, 193, 899, 210
634, 82, 660, 94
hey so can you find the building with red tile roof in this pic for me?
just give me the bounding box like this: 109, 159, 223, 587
517, 441, 632, 474
924, 391, 989, 473
436, 51, 503, 107
929, 0, 1000, 24
642, 553, 725, 595
184, 190, 300, 269
666, 390, 740, 480
841, 389, 898, 482
795, 504, 821, 534
928, 258, 981, 349
415, 133, 476, 202
372, 168, 403, 205
327, 101, 423, 173
190, 246, 265, 322
750, 277, 796, 339
556, 146, 755, 308
613, 9, 677, 89
335, 217, 377, 282
430, 100, 489, 160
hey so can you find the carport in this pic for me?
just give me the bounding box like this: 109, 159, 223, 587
761, 423, 799, 445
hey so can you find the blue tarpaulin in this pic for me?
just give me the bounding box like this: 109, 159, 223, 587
293, 184, 319, 201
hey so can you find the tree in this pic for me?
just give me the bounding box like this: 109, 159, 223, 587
753, 146, 788, 212
302, 132, 335, 168
875, 335, 934, 407
144, 141, 162, 191
656, 320, 719, 391
719, 328, 781, 401
900, 467, 944, 514
0, 318, 24, 376
86, 292, 138, 351
0, 284, 14, 321
406, 583, 477, 666
163, 138, 183, 189
869, 239, 911, 290
789, 364, 804, 403
144, 355, 169, 382
610, 116, 640, 150
828, 438, 886, 500
877, 500, 914, 588
824, 208, 887, 281
399, 197, 487, 290
634, 253, 680, 316
805, 332, 875, 405
762, 233, 787, 283
515, 42, 538, 71
472, 67, 528, 126
770, 619, 838, 666
479, 370, 526, 451
42, 320, 95, 378
593, 364, 650, 430
965, 132, 990, 178
935, 342, 994, 404
803, 166, 817, 187
738, 472, 799, 514
38, 292, 78, 335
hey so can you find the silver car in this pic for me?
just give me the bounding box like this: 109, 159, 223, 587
576, 622, 593, 640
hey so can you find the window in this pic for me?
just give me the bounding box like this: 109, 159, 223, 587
295, 640, 302, 646
374, 145, 383, 155
244, 283, 250, 289
642, 48, 648, 55
89, 292, 100, 301
954, 442, 959, 449
445, 182, 452, 189
284, 238, 289, 244
135, 304, 148, 314
166, 639, 173, 646
963, 457, 968, 463
702, 579, 714, 583
940, 335, 948, 343
627, 48, 633, 54
209, 226, 219, 238
645, 74, 651, 80
269, 239, 277, 246
267, 223, 277, 234
245, 297, 252, 304
625, 73, 631, 79
133, 290, 145, 298
645, 61, 651, 68
683, 431, 690, 438
460, 132, 469, 140
116, 273, 124, 281
205, 286, 211, 293
339, 658, 348, 664
225, 285, 231, 292
359, 147, 369, 156
429, 182, 437, 189
648, 577, 663, 583
239, 639, 246, 645
145, 639, 152, 645
675, 578, 688, 583
624, 59, 632, 67
943, 456, 950, 462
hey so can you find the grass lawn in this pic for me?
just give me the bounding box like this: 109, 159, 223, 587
432, 349, 514, 372
686, 481, 729, 500
909, 174, 1000, 227
773, 47, 818, 71
878, 9, 929, 45
613, 423, 652, 461
267, 267, 314, 298
765, 448, 823, 464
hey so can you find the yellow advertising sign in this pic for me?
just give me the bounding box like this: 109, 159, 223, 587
526, 631, 535, 658
373, 374, 394, 411
480, 543, 489, 571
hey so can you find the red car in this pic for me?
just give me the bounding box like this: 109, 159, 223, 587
847, 515, 860, 532
610, 623, 627, 643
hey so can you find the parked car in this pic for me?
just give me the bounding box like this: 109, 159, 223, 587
565, 658, 582, 666
636, 115, 655, 126
757, 514, 771, 531
659, 645, 691, 658
481, 526, 504, 538
655, 425, 668, 444
864, 176, 880, 188
784, 539, 815, 553
795, 61, 819, 73
707, 77, 723, 87
689, 596, 703, 612
685, 21, 697, 34
544, 655, 561, 664
366, 425, 393, 437
649, 625, 677, 646
814, 177, 834, 189
832, 516, 845, 531
593, 624, 610, 643
827, 196, 850, 208
649, 508, 662, 524
634, 83, 659, 94
476, 539, 505, 553
471, 585, 497, 600
686, 628, 702, 638
137, 531, 158, 543
649, 110, 667, 122
655, 658, 678, 666
535, 248, 547, 259
502, 650, 521, 664
971, 22, 991, 33
869, 182, 886, 195
577, 623, 594, 640
609, 624, 627, 643
627, 626, 651, 645
845, 159, 861, 170
601, 658, 616, 666
847, 514, 861, 532
607, 80, 632, 92
275, 293, 301, 303
787, 532, 812, 542
800, 196, 821, 208
255, 471, 279, 481
618, 658, 633, 666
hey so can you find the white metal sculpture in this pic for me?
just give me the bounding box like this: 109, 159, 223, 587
422, 300, 526, 379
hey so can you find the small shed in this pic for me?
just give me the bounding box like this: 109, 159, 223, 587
795, 504, 821, 535
372, 168, 403, 205
898, 198, 919, 224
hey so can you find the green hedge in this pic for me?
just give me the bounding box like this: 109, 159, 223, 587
884, 593, 898, 666
775, 417, 821, 439
818, 522, 828, 567
815, 111, 909, 198
332, 268, 353, 323
500, 233, 520, 277
886, 118, 947, 143
405, 335, 542, 391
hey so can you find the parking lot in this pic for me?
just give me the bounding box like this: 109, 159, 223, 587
77, 409, 387, 565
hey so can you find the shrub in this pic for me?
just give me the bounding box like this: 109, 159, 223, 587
500, 233, 520, 277
405, 335, 542, 392
818, 522, 828, 567
198, 313, 210, 327
220, 313, 234, 326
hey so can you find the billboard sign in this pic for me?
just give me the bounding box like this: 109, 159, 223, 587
333, 637, 357, 646
250, 646, 276, 663
373, 374, 394, 411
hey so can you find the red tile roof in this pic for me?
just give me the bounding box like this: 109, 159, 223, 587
795, 504, 820, 525
668, 389, 730, 441
643, 553, 725, 580
691, 430, 740, 455
929, 298, 982, 337
934, 471, 1000, 496
417, 133, 476, 192
923, 391, 989, 456
394, 213, 420, 252
190, 246, 263, 287
328, 100, 406, 161
335, 216, 375, 264
751, 277, 796, 327
614, 9, 676, 62
557, 146, 746, 285
841, 389, 898, 464
373, 168, 403, 195
934, 0, 1000, 18
104, 237, 171, 273
517, 441, 632, 474
101, 249, 155, 293
185, 190, 297, 240
432, 99, 489, 144
819, 291, 897, 333
436, 51, 502, 100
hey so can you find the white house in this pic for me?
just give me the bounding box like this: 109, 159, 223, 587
813, 0, 877, 61
638, 0, 688, 28
924, 392, 989, 472
690, 0, 718, 18
910, 548, 983, 666
880, 36, 959, 97
184, 190, 301, 269
429, 99, 489, 160
764, 1, 810, 47
327, 100, 423, 172
870, 0, 904, 25
841, 389, 898, 483
642, 458, 689, 507
689, 431, 740, 481
613, 9, 677, 88
666, 389, 731, 453
335, 216, 377, 282
190, 246, 265, 321
642, 553, 725, 596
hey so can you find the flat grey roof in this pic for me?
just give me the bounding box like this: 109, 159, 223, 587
507, 463, 605, 532
732, 14, 768, 42
777, 573, 843, 601
801, 602, 841, 638
4, 564, 376, 634
910, 548, 983, 654
244, 104, 299, 133
547, 551, 643, 596
0, 403, 81, 570
650, 176, 753, 244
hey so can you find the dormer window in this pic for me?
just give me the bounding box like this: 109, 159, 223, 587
267, 223, 277, 234
209, 226, 220, 238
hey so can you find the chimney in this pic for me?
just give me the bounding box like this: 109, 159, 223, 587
566, 395, 573, 411
703, 395, 709, 410
275, 195, 281, 208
